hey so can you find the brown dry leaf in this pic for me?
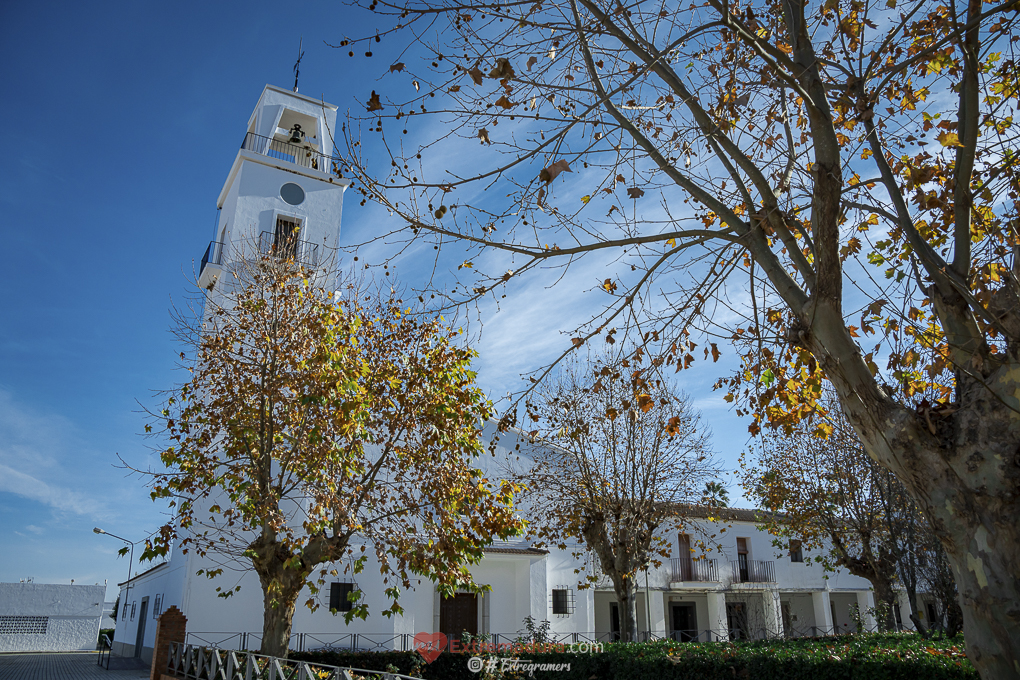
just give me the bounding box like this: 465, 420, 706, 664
537, 186, 546, 206
637, 394, 654, 413
527, 56, 538, 71
571, 337, 584, 347
539, 159, 572, 183
494, 95, 514, 110
468, 67, 484, 85
389, 63, 405, 73
488, 58, 516, 80
448, 85, 461, 93
366, 91, 383, 112
602, 278, 617, 293
478, 128, 491, 145
627, 187, 645, 199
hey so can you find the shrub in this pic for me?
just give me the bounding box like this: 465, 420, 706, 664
290, 633, 975, 680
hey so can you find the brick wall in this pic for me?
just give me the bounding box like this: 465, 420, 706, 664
150, 606, 187, 680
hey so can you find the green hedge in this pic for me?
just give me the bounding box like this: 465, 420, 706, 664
290, 633, 975, 680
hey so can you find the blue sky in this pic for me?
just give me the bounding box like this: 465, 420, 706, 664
0, 0, 751, 600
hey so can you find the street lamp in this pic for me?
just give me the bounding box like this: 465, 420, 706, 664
94, 528, 137, 624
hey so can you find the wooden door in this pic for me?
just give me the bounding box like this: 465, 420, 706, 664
440, 593, 478, 640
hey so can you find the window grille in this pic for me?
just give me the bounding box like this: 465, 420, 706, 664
130, 602, 136, 621
551, 587, 574, 616
0, 616, 49, 635
330, 582, 355, 613
153, 594, 163, 618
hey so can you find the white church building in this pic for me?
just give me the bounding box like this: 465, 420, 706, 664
112, 85, 917, 662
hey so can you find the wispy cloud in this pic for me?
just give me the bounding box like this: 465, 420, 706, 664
0, 388, 112, 520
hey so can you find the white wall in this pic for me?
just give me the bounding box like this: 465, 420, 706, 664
0, 582, 105, 652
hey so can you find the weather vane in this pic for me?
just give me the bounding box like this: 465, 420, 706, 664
293, 37, 305, 93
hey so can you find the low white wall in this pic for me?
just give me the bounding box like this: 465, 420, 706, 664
0, 582, 105, 652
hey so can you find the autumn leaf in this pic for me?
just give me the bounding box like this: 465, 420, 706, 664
488, 57, 516, 80
571, 337, 584, 347
581, 195, 591, 204
527, 56, 538, 71
937, 131, 963, 147
494, 95, 514, 110
602, 278, 618, 293
606, 407, 619, 421
666, 416, 681, 435
478, 128, 491, 145
539, 159, 572, 183
637, 394, 654, 413
468, 67, 484, 85
389, 63, 405, 73
627, 187, 645, 199
366, 91, 383, 112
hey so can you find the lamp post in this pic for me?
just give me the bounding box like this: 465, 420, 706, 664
94, 528, 137, 625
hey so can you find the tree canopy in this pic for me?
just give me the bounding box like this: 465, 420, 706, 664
334, 0, 1020, 674
143, 257, 523, 656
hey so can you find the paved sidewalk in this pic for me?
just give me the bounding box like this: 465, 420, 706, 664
0, 653, 151, 680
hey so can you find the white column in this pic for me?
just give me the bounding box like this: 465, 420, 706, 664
580, 587, 595, 637
811, 590, 833, 635
897, 591, 915, 631
761, 590, 783, 639
648, 590, 666, 639
706, 591, 729, 642
855, 591, 876, 633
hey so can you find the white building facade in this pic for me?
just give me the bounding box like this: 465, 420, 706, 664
0, 582, 106, 652
114, 84, 920, 662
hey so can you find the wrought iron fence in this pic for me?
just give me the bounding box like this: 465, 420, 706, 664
241, 132, 342, 177
669, 557, 720, 582
167, 641, 420, 680
731, 559, 776, 583
258, 231, 319, 268
200, 241, 224, 275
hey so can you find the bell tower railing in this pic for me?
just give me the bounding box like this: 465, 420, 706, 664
241, 132, 342, 178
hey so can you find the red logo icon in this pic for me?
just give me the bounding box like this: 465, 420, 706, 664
412, 632, 448, 663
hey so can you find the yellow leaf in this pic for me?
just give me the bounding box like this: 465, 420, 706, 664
937, 131, 963, 147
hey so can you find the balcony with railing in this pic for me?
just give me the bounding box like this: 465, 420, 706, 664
669, 557, 719, 582
731, 558, 776, 583
259, 231, 319, 268
241, 132, 342, 177
198, 241, 225, 289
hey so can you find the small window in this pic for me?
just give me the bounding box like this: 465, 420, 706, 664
551, 588, 574, 616
280, 183, 305, 206
130, 602, 137, 621
152, 594, 163, 618
122, 602, 127, 621
790, 540, 803, 563
330, 582, 355, 613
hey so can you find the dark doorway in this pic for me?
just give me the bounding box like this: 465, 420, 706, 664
670, 603, 697, 642
134, 598, 148, 658
781, 602, 792, 637
440, 593, 478, 645
726, 602, 749, 640
274, 217, 299, 259
609, 602, 621, 641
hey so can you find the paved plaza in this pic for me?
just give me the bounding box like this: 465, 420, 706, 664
0, 653, 150, 680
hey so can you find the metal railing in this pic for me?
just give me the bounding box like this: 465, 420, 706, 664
167, 641, 420, 680
731, 559, 776, 583
241, 132, 342, 177
670, 557, 719, 582
258, 232, 319, 268
97, 633, 112, 669
200, 241, 224, 276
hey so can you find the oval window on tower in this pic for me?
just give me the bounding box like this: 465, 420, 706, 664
280, 183, 305, 206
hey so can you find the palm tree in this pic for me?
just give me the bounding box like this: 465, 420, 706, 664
702, 481, 730, 508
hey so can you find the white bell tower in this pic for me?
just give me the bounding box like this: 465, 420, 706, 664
197, 84, 349, 294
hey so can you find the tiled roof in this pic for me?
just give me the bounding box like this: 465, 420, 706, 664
678, 505, 780, 523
